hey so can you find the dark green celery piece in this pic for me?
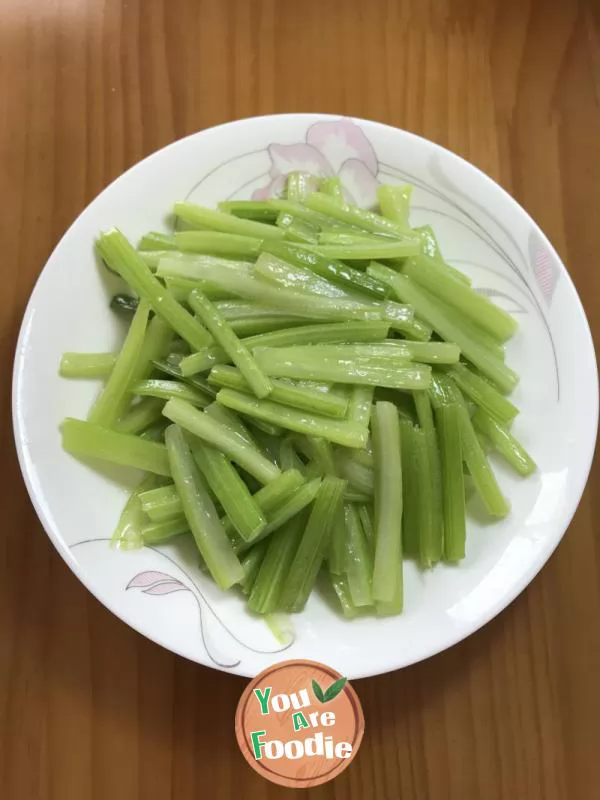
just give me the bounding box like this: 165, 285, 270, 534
344, 503, 373, 607
436, 403, 466, 561
248, 514, 306, 613
413, 391, 443, 566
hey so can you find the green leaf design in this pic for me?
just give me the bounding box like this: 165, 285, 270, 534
312, 679, 325, 703
323, 677, 347, 702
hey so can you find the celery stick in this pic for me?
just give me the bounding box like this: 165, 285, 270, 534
140, 420, 169, 442
306, 192, 415, 239
239, 540, 269, 595
188, 290, 272, 399
320, 176, 344, 203
318, 231, 384, 246
163, 398, 281, 484
115, 397, 165, 435
413, 391, 443, 565
279, 437, 305, 472
357, 503, 374, 549
253, 347, 431, 390
277, 212, 320, 244
204, 401, 263, 453
174, 230, 262, 257
216, 389, 369, 448
347, 386, 374, 428
398, 418, 419, 559
472, 410, 536, 476
88, 300, 150, 426
228, 317, 307, 338
458, 405, 510, 517
180, 320, 390, 376
192, 441, 267, 541
344, 503, 373, 607
97, 231, 212, 350
62, 418, 171, 476
132, 379, 211, 407
375, 578, 403, 617
436, 404, 466, 561
165, 425, 243, 588
218, 200, 279, 223
279, 476, 347, 612
157, 254, 252, 282
412, 427, 434, 566
266, 342, 459, 364
138, 232, 177, 251
152, 359, 218, 397
377, 184, 413, 229
208, 365, 348, 418
329, 570, 359, 618
403, 256, 517, 342
370, 265, 518, 393
111, 474, 160, 550
268, 198, 336, 227
248, 514, 306, 613
59, 352, 118, 379
141, 515, 189, 545
139, 484, 183, 522
261, 241, 389, 299
254, 251, 369, 300
304, 239, 421, 260
286, 171, 320, 202
335, 450, 374, 496
174, 201, 285, 240
328, 505, 347, 575
213, 300, 303, 321
298, 436, 337, 475
446, 363, 518, 425
372, 402, 403, 605
135, 316, 174, 382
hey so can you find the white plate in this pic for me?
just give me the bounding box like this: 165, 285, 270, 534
12, 114, 598, 679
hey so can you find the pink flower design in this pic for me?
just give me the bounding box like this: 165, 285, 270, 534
126, 570, 187, 596
528, 229, 559, 306
252, 118, 380, 206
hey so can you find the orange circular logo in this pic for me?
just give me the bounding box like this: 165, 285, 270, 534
235, 659, 364, 788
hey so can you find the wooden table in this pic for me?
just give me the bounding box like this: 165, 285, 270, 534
1, 1, 599, 798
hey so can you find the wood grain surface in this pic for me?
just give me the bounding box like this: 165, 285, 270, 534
1, 1, 599, 798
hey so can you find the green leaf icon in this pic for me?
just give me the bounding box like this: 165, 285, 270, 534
323, 677, 347, 702
312, 679, 325, 703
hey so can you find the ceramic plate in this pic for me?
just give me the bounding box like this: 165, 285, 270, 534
12, 114, 598, 678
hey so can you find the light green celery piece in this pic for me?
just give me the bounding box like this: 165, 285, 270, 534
372, 402, 403, 606
239, 541, 269, 595
228, 317, 308, 338
216, 389, 369, 449
204, 401, 263, 454
247, 514, 306, 613
269, 341, 459, 364
370, 264, 518, 394
138, 231, 177, 251
377, 184, 413, 230
132, 379, 211, 407
174, 230, 262, 257
403, 255, 517, 342
261, 241, 389, 300
320, 176, 344, 203
165, 425, 243, 588
253, 346, 431, 390
375, 577, 403, 617
88, 300, 151, 426
279, 437, 305, 472
139, 484, 182, 522
156, 254, 253, 282
436, 403, 466, 562
279, 475, 347, 612
115, 397, 165, 435
134, 316, 174, 382
472, 409, 536, 477
335, 451, 374, 496
188, 290, 272, 399
192, 441, 267, 541
458, 404, 510, 517
163, 398, 280, 483
347, 386, 375, 428
344, 503, 373, 607
236, 478, 323, 551
414, 225, 471, 285
96, 230, 211, 350
299, 436, 337, 475
328, 504, 347, 575
267, 198, 337, 227
329, 569, 359, 618
304, 239, 421, 260
357, 503, 374, 548
208, 365, 349, 419
111, 474, 161, 550
398, 417, 419, 559
413, 391, 443, 566
446, 363, 518, 425
218, 200, 279, 223
179, 320, 390, 376
62, 418, 170, 475
254, 252, 356, 299
141, 515, 190, 545
152, 359, 218, 397
59, 352, 117, 379
213, 300, 303, 321
305, 192, 416, 239
277, 212, 320, 245
286, 171, 320, 202
173, 201, 286, 240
